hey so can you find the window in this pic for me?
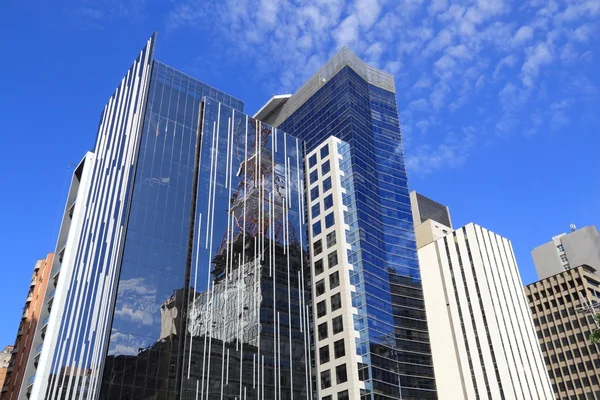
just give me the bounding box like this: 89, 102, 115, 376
312, 203, 321, 218
320, 145, 329, 159
337, 390, 349, 400
321, 370, 331, 389
560, 254, 568, 262
323, 177, 332, 192
315, 259, 324, 275
324, 194, 333, 210
326, 231, 336, 248
311, 186, 319, 201
332, 315, 343, 334
557, 244, 564, 252
325, 212, 335, 228
334, 339, 345, 358
322, 397, 332, 400
331, 293, 342, 311
314, 240, 323, 256
313, 221, 322, 236
335, 364, 347, 384
328, 251, 338, 268
318, 322, 328, 340
317, 300, 327, 318
316, 279, 326, 296
322, 160, 330, 175
319, 345, 330, 364
309, 154, 317, 168
330, 271, 340, 289
310, 170, 319, 184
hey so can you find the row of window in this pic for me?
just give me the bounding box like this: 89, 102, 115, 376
314, 251, 339, 275
321, 390, 349, 400
316, 292, 342, 317
549, 360, 600, 381
319, 338, 346, 364
311, 178, 333, 202
313, 213, 335, 236
308, 143, 330, 169
320, 364, 347, 389
318, 315, 344, 340
528, 278, 584, 301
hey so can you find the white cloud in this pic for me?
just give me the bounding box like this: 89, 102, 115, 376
355, 0, 382, 28
513, 25, 534, 45
521, 42, 554, 86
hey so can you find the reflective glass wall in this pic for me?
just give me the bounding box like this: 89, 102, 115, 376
279, 67, 437, 400
99, 63, 245, 399
180, 99, 311, 400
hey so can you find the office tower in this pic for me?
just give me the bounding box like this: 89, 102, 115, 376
256, 48, 437, 399
532, 225, 600, 280
525, 264, 600, 399
409, 191, 453, 250
412, 192, 554, 400
0, 346, 13, 392
1, 253, 54, 399
30, 34, 312, 400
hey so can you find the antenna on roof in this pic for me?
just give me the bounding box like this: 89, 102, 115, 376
570, 223, 577, 232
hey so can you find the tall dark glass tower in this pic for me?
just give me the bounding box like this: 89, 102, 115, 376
256, 48, 437, 400
32, 35, 312, 400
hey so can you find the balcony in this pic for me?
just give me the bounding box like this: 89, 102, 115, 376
22, 309, 28, 319
11, 347, 18, 355
27, 374, 36, 387
29, 277, 37, 287
47, 290, 56, 302
35, 343, 43, 356
26, 293, 33, 303
52, 264, 61, 279
17, 326, 23, 336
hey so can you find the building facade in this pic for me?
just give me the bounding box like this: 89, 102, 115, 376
413, 194, 554, 400
1, 253, 54, 400
29, 35, 313, 400
257, 48, 436, 400
0, 346, 13, 393
525, 265, 600, 399
532, 226, 600, 280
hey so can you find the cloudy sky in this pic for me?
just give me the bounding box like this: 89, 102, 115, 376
0, 0, 598, 346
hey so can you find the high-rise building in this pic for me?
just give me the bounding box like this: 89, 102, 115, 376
0, 346, 13, 392
256, 48, 437, 399
1, 253, 54, 400
532, 225, 600, 280
30, 34, 312, 400
412, 192, 554, 400
525, 264, 600, 399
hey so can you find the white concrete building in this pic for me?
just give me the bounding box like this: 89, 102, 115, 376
412, 192, 555, 400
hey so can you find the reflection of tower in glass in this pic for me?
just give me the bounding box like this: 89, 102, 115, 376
181, 104, 310, 400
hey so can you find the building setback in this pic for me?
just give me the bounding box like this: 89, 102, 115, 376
412, 193, 554, 400
525, 264, 600, 399
532, 225, 600, 280
257, 48, 437, 399
1, 253, 54, 400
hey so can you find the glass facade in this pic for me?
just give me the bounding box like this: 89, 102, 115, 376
98, 61, 311, 399
278, 66, 437, 399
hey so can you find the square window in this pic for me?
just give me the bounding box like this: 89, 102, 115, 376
313, 221, 322, 236
328, 251, 338, 268
323, 397, 332, 400
323, 177, 332, 192
324, 194, 333, 210
319, 345, 330, 364
335, 364, 347, 384
321, 370, 331, 389
332, 315, 343, 334
331, 293, 342, 311
325, 212, 335, 228
311, 186, 319, 201
312, 203, 321, 218
310, 170, 319, 184
322, 160, 331, 175
318, 322, 328, 340
314, 240, 323, 256
334, 339, 345, 358
338, 390, 349, 400
309, 154, 317, 168
314, 259, 324, 275
316, 279, 326, 296
330, 271, 340, 289
327, 231, 336, 248
320, 145, 329, 159
317, 300, 327, 318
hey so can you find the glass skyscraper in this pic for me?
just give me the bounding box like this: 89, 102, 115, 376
256, 48, 437, 399
32, 35, 312, 400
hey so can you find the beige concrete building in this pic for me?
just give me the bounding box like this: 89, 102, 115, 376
525, 264, 600, 399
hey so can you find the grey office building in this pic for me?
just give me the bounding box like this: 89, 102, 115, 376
532, 226, 600, 280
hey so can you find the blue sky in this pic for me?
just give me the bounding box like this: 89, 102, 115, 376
0, 0, 598, 348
